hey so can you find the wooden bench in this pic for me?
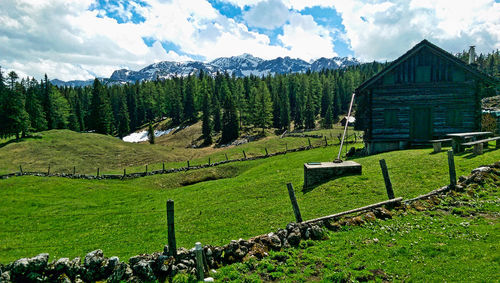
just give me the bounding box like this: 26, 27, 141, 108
461, 136, 500, 155
429, 138, 452, 153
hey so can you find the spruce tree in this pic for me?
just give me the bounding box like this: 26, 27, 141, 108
89, 79, 113, 134
221, 91, 239, 144
183, 75, 197, 122
322, 104, 333, 129
212, 97, 222, 133
1, 72, 30, 139
117, 95, 130, 139
320, 80, 331, 118
148, 122, 155, 144
49, 87, 70, 129
304, 93, 315, 129
252, 81, 273, 134
25, 78, 47, 132
332, 90, 341, 123
201, 81, 212, 144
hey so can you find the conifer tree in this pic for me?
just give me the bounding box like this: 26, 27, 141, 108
304, 93, 315, 129
169, 83, 183, 125
89, 78, 113, 134
201, 80, 212, 144
41, 74, 53, 129
148, 122, 155, 144
1, 71, 30, 139
212, 97, 222, 133
49, 86, 70, 129
332, 90, 341, 123
252, 81, 273, 134
322, 104, 334, 129
183, 75, 197, 122
221, 90, 239, 144
25, 78, 47, 132
117, 95, 130, 139
320, 80, 331, 118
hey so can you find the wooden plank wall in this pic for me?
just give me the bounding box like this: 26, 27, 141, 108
370, 83, 476, 140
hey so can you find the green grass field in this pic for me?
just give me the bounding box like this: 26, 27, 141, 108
214, 175, 500, 282
1, 137, 498, 264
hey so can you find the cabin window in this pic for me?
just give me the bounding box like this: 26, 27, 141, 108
415, 66, 431, 83
446, 109, 462, 127
384, 109, 399, 128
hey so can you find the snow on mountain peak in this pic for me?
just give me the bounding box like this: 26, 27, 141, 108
53, 55, 360, 86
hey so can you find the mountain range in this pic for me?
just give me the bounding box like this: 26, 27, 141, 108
52, 54, 359, 87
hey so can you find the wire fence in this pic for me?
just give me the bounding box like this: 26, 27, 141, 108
1, 135, 364, 181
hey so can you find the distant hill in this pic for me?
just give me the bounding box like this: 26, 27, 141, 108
51, 54, 359, 86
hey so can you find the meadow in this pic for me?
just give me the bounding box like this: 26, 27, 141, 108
1, 130, 498, 264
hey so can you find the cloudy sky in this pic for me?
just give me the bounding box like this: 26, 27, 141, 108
1, 0, 499, 81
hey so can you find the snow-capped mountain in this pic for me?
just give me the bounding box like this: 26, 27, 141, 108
52, 55, 359, 86
310, 57, 359, 72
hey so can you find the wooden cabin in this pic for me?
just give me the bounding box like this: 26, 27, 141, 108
355, 39, 498, 154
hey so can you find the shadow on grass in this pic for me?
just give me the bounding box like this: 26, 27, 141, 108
0, 135, 42, 149
301, 171, 362, 194
459, 147, 500, 159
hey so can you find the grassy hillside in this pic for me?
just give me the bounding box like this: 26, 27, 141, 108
1, 142, 498, 263
0, 125, 351, 175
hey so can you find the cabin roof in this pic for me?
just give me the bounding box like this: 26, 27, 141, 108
355, 39, 498, 94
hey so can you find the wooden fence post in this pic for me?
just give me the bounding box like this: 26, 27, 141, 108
324, 136, 328, 146
162, 162, 165, 172
48, 165, 50, 175
286, 183, 303, 223
97, 168, 100, 177
187, 160, 190, 168
19, 165, 23, 174
208, 158, 211, 165
166, 200, 177, 258
447, 150, 456, 188
265, 148, 269, 156
243, 150, 247, 159
123, 168, 126, 177
195, 242, 204, 281
73, 166, 76, 175
225, 153, 228, 161
308, 138, 312, 148
145, 165, 148, 173
379, 159, 395, 199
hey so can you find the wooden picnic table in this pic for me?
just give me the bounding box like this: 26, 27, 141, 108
447, 132, 493, 153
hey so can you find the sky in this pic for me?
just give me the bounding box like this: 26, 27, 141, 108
0, 0, 499, 81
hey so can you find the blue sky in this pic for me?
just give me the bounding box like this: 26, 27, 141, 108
0, 0, 498, 80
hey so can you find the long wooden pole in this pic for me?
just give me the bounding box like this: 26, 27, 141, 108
336, 92, 356, 162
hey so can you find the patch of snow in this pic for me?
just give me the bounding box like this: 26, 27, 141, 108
123, 131, 149, 143
122, 126, 179, 143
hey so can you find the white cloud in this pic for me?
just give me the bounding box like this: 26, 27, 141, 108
332, 0, 500, 61
1, 0, 498, 81
243, 0, 290, 29
278, 12, 336, 60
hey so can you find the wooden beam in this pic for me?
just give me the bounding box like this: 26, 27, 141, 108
303, 197, 402, 224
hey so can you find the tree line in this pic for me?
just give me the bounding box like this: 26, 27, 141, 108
0, 63, 386, 143
0, 49, 497, 144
